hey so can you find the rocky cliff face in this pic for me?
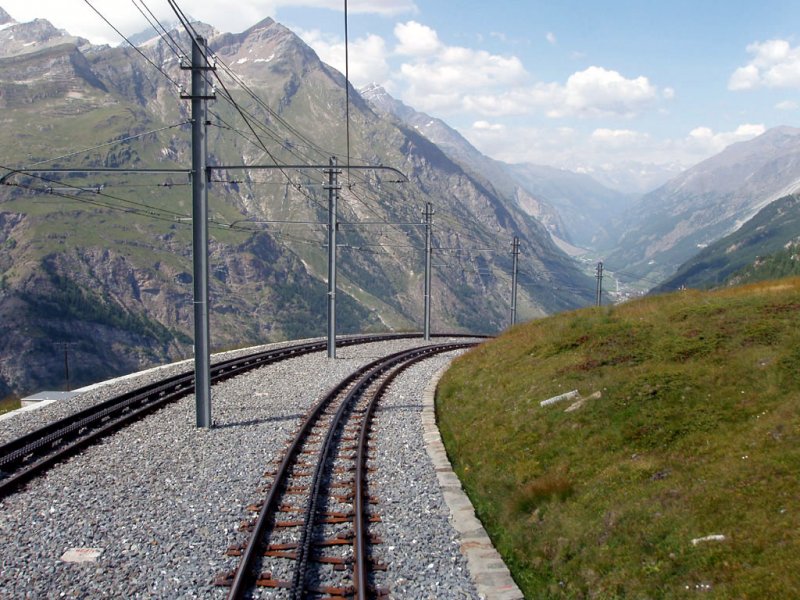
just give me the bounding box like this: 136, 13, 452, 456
0, 11, 595, 397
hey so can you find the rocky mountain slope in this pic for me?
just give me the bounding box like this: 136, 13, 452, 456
0, 10, 595, 397
361, 83, 633, 252
605, 126, 800, 285
653, 193, 800, 291
360, 83, 568, 242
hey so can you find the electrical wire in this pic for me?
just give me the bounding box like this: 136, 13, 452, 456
163, 3, 413, 234
165, 2, 333, 216
132, 0, 187, 59
22, 122, 190, 169
83, 0, 588, 307
4, 180, 186, 224
83, 0, 181, 88
0, 166, 189, 219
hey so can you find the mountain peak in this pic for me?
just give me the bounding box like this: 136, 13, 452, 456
0, 7, 15, 26
760, 125, 800, 138
0, 11, 89, 58
242, 16, 277, 35
360, 82, 387, 98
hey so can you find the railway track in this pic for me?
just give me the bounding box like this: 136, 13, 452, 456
0, 333, 481, 500
215, 341, 475, 599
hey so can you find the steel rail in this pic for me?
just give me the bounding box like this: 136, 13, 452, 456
0, 333, 483, 498
225, 341, 475, 599
352, 349, 442, 598
225, 346, 397, 598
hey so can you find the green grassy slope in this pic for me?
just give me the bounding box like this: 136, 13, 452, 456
438, 279, 800, 598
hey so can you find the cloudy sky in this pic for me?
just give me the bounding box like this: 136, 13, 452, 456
5, 0, 800, 191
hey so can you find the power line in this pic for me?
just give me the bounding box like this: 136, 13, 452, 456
3, 180, 187, 224
23, 122, 190, 168
83, 0, 181, 88
208, 74, 329, 212
132, 0, 187, 60
0, 166, 190, 220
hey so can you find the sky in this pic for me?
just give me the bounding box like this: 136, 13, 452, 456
4, 0, 800, 192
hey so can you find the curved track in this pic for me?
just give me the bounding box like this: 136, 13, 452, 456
218, 341, 476, 599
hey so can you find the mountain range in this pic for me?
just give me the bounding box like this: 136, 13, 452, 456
0, 8, 597, 398
360, 83, 635, 252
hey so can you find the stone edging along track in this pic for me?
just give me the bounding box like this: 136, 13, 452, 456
422, 364, 524, 600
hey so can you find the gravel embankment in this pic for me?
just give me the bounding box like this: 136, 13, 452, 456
0, 338, 481, 599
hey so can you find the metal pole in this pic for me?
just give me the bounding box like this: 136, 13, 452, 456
190, 37, 211, 427
510, 236, 520, 327
63, 345, 71, 391
325, 157, 341, 358
423, 202, 433, 340
595, 261, 604, 307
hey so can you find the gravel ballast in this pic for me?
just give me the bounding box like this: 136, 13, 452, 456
0, 338, 484, 599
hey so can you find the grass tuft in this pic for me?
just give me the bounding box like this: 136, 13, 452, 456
513, 470, 575, 514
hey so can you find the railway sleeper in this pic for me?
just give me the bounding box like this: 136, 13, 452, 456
254, 573, 291, 588
275, 519, 306, 528
329, 480, 354, 489
304, 584, 356, 596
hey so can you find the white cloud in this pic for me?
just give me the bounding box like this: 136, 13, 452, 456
325, 0, 418, 16
671, 124, 766, 169
1, 0, 418, 44
391, 21, 666, 121
395, 21, 529, 114
686, 123, 765, 154
472, 120, 505, 131
776, 100, 799, 110
729, 65, 761, 91
299, 29, 390, 87
453, 67, 664, 119
545, 32, 557, 45
550, 66, 659, 118
591, 128, 648, 146
729, 39, 800, 90
461, 89, 533, 116
394, 20, 441, 56
464, 122, 767, 180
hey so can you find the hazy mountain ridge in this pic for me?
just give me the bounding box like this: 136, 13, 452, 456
0, 10, 595, 397
0, 8, 90, 58
504, 162, 636, 250
653, 193, 800, 292
605, 126, 800, 285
